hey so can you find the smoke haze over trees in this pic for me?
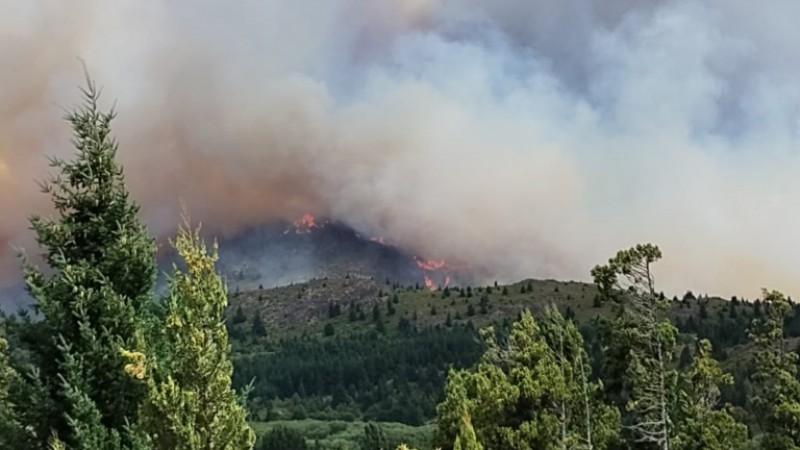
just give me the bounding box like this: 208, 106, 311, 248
3, 1, 800, 298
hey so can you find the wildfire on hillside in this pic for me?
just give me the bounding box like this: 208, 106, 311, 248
287, 213, 318, 234
415, 257, 445, 271
416, 256, 451, 291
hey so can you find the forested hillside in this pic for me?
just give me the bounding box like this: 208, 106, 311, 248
221, 271, 800, 448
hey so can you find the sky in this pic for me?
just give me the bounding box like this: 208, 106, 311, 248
2, 0, 800, 298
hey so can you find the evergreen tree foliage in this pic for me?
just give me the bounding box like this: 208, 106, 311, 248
453, 410, 482, 450
436, 310, 619, 450
539, 306, 621, 450
678, 345, 693, 370
592, 244, 676, 450
479, 296, 489, 315
748, 290, 800, 449
233, 305, 247, 325
256, 426, 308, 450
125, 222, 255, 450
15, 76, 156, 449
252, 311, 267, 338
0, 336, 27, 448
361, 422, 389, 450
231, 325, 480, 425
349, 302, 358, 322
672, 339, 748, 450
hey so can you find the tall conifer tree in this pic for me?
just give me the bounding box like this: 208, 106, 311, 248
749, 290, 800, 449
592, 244, 676, 450
437, 310, 619, 450
17, 75, 156, 449
672, 339, 747, 450
126, 221, 255, 450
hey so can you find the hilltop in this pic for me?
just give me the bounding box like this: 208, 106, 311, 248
226, 275, 756, 340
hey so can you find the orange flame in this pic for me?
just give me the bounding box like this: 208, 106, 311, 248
293, 213, 317, 233
417, 256, 450, 291
415, 257, 445, 271
424, 275, 434, 291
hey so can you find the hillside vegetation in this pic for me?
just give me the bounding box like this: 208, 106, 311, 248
224, 273, 800, 448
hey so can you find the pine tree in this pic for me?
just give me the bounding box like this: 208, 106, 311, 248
252, 311, 267, 338
699, 302, 708, 320
16, 76, 156, 448
387, 301, 396, 316
125, 222, 255, 449
373, 304, 381, 322
592, 244, 675, 450
672, 339, 748, 450
479, 296, 489, 315
539, 306, 621, 450
436, 310, 619, 450
749, 290, 800, 449
565, 306, 576, 321
232, 305, 247, 325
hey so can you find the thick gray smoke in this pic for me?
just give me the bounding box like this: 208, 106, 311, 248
2, 0, 800, 297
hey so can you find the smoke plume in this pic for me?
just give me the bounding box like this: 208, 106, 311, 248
2, 0, 800, 297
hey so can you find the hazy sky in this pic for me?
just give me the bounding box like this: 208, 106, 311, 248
2, 0, 800, 297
